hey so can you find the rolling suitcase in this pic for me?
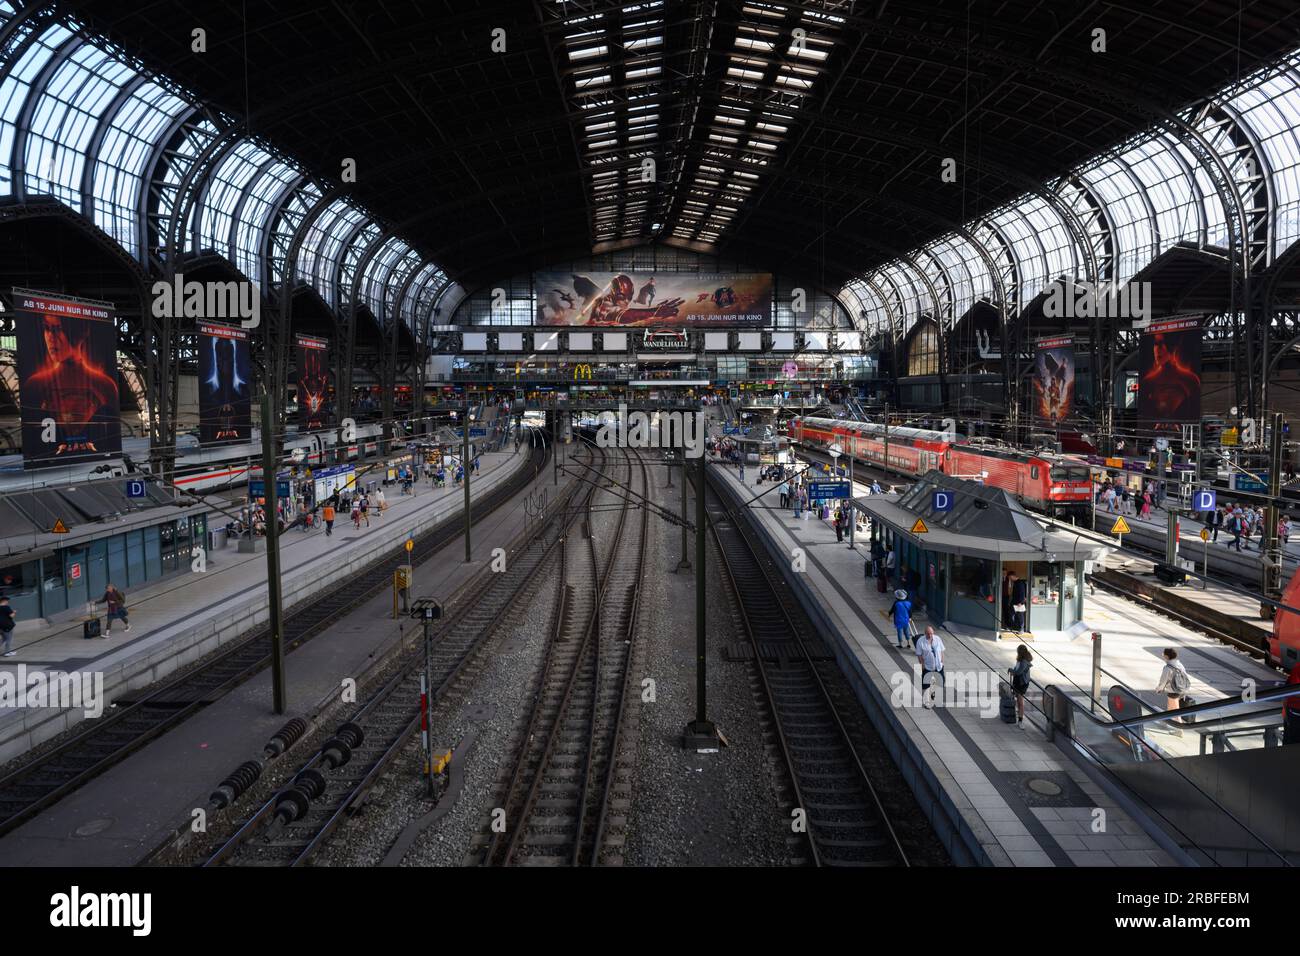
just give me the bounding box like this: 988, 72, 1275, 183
999, 682, 1017, 723
83, 616, 101, 639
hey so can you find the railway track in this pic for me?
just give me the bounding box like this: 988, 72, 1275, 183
703, 467, 909, 868
0, 433, 548, 840
202, 442, 602, 867
474, 443, 647, 867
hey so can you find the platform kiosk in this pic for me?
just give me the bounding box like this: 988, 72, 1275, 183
856, 471, 1107, 638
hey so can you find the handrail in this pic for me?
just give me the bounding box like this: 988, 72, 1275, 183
1088, 682, 1299, 732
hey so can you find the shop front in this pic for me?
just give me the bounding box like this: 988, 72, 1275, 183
859, 471, 1103, 637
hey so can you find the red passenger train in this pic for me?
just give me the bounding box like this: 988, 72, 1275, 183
787, 416, 1093, 519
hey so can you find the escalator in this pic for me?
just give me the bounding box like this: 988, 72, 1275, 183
1045, 682, 1300, 865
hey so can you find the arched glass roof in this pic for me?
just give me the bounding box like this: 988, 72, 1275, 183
0, 8, 447, 328
842, 49, 1300, 336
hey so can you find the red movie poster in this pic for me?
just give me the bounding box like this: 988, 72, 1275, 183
1139, 317, 1201, 430
14, 289, 121, 466
296, 334, 330, 431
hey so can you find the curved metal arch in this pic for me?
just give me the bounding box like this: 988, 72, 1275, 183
135, 103, 200, 268
10, 33, 85, 201
184, 133, 244, 255
0, 0, 56, 55
163, 121, 241, 266
256, 173, 309, 293
1059, 174, 1118, 283
779, 121, 1102, 289
1212, 100, 1274, 268
0, 197, 150, 287
334, 219, 383, 315
79, 71, 148, 220
228, 155, 299, 283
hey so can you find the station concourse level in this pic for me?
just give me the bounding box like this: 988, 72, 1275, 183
0, 0, 1295, 938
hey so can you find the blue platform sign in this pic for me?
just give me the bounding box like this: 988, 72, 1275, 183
808, 480, 850, 501
1193, 488, 1216, 512
1231, 472, 1268, 493
125, 479, 147, 499
249, 479, 292, 499
932, 490, 954, 512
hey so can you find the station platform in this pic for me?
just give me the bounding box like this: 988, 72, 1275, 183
0, 444, 530, 764
711, 458, 1283, 866
0, 438, 561, 866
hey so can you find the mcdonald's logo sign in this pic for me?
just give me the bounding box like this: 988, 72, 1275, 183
574, 364, 593, 380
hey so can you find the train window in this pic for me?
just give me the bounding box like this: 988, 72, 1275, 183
1030, 466, 1039, 480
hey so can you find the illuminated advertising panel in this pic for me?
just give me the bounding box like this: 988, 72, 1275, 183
533, 272, 771, 326
14, 289, 120, 466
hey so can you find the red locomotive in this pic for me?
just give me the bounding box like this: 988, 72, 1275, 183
787, 416, 1093, 519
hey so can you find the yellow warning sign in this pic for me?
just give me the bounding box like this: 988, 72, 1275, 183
1110, 516, 1131, 535
910, 518, 929, 534
51, 519, 69, 534
405, 539, 415, 553
1199, 528, 1210, 542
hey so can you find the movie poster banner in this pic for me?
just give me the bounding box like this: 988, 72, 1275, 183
533, 271, 771, 326
1139, 317, 1202, 429
14, 289, 121, 467
199, 322, 252, 445
1032, 335, 1075, 423
295, 334, 330, 431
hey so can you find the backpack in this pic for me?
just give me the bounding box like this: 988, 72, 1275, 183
1171, 664, 1191, 695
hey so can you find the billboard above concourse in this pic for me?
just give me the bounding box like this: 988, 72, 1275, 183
14, 288, 121, 468
533, 271, 771, 327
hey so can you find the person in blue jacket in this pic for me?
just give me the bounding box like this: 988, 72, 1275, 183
889, 588, 913, 649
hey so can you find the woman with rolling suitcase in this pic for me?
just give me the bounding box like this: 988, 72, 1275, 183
1007, 644, 1033, 725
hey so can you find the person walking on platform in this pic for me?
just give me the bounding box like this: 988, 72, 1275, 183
833, 506, 845, 542
1156, 647, 1191, 728
1008, 644, 1033, 725
351, 498, 362, 530
779, 480, 790, 510
887, 589, 913, 649
0, 596, 15, 657
323, 502, 336, 536
98, 583, 130, 634
1139, 489, 1152, 520
1211, 506, 1224, 542
375, 488, 386, 517
1228, 508, 1243, 551
915, 625, 945, 701
359, 494, 371, 528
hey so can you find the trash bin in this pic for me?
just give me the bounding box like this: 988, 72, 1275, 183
209, 527, 228, 551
